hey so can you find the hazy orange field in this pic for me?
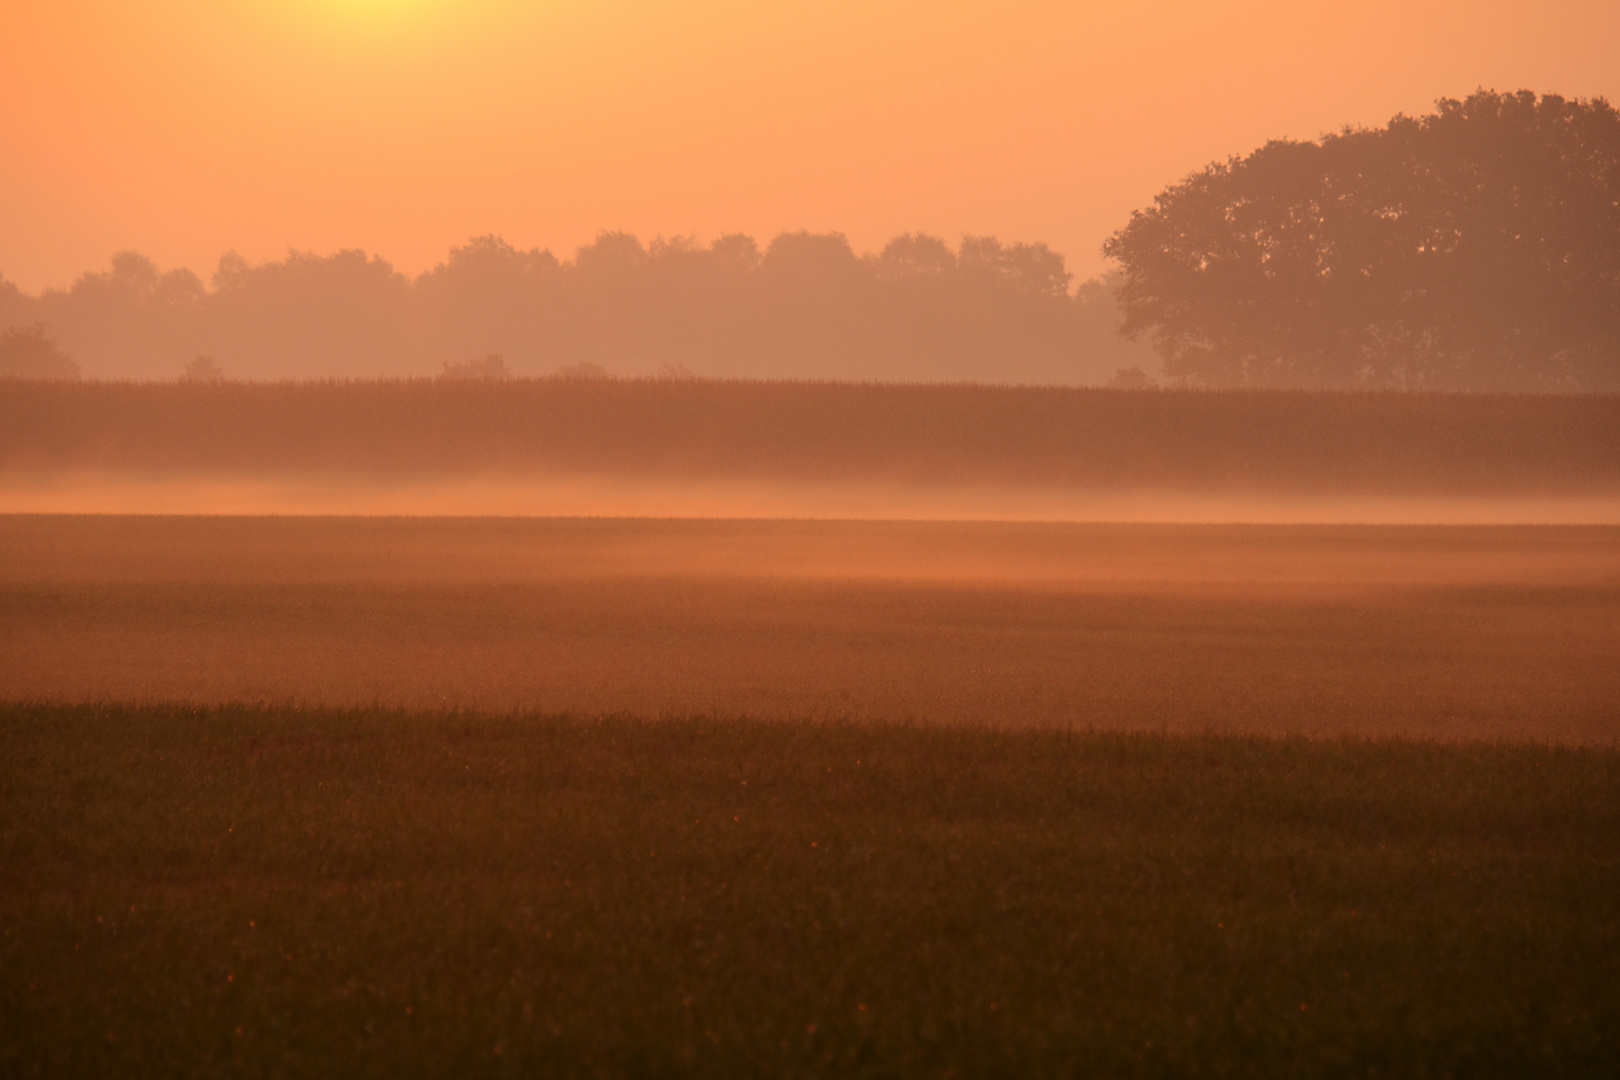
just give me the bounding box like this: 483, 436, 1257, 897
5, 514, 1616, 741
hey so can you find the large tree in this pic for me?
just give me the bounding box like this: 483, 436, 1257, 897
1103, 90, 1620, 390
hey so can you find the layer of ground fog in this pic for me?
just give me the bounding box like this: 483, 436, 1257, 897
6, 472, 1620, 522
3, 516, 1616, 741
5, 381, 1618, 495
3, 706, 1617, 1077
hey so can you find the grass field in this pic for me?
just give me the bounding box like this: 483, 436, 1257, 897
3, 514, 1618, 1076
3, 704, 1618, 1078
3, 516, 1617, 739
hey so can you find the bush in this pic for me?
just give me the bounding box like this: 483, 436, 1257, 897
440, 354, 511, 380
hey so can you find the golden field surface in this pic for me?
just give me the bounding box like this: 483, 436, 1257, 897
3, 514, 1616, 741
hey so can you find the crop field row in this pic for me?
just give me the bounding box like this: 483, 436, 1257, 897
4, 380, 1618, 493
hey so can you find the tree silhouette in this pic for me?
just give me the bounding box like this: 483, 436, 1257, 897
416, 236, 559, 370
875, 234, 956, 281
0, 234, 1159, 383
1104, 90, 1620, 390
960, 236, 1070, 298
0, 323, 79, 379
207, 249, 414, 379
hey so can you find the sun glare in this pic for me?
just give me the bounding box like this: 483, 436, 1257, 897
309, 0, 439, 25
287, 0, 458, 49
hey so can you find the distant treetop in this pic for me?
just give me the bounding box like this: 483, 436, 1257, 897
1104, 90, 1620, 391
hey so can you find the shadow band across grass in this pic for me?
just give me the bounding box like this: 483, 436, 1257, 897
2, 703, 1618, 1078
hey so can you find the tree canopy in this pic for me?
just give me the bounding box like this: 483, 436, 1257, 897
0, 233, 1155, 384
1104, 90, 1620, 390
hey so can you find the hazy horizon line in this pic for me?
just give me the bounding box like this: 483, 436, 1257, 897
1, 229, 1118, 301
9, 373, 1618, 398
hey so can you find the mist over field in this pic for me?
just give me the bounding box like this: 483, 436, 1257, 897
6, 4, 1620, 1072
4, 378, 1617, 520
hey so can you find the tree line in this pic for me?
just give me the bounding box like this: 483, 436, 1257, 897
0, 232, 1154, 384
6, 89, 1613, 391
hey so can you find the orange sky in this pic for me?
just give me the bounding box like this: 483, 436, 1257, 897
3, 0, 1616, 292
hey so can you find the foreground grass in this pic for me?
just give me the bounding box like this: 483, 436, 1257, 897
2, 705, 1617, 1078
